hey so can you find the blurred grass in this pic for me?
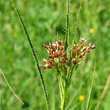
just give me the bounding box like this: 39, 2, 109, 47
0, 0, 110, 110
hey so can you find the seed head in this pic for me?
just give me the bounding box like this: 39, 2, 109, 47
40, 37, 96, 74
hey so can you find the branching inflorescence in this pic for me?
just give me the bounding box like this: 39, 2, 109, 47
40, 37, 96, 72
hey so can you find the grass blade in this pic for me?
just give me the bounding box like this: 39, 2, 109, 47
65, 0, 70, 51
86, 49, 96, 110
0, 69, 24, 104
94, 73, 110, 110
66, 72, 90, 110
10, 0, 50, 109
73, 0, 83, 43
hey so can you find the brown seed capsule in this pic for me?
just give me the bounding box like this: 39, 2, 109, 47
40, 65, 45, 69
82, 46, 86, 52
91, 44, 96, 49
79, 37, 86, 44
72, 58, 77, 64
79, 52, 85, 58
43, 59, 48, 64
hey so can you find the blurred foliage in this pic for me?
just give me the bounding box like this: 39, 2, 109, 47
0, 0, 110, 110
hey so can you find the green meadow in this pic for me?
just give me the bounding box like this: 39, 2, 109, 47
0, 0, 110, 110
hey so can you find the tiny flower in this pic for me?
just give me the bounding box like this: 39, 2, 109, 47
78, 95, 85, 101
20, 1, 24, 5
72, 58, 77, 64
40, 65, 46, 69
79, 37, 86, 44
81, 46, 86, 52
43, 59, 48, 63
79, 52, 85, 59
89, 28, 94, 33
91, 44, 96, 49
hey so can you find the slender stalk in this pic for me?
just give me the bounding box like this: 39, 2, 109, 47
86, 49, 96, 110
57, 72, 67, 110
66, 73, 90, 110
58, 75, 63, 100
94, 73, 110, 110
10, 0, 50, 109
0, 69, 24, 104
61, 84, 67, 110
65, 0, 70, 51
73, 0, 83, 42
70, 0, 83, 64
67, 0, 70, 46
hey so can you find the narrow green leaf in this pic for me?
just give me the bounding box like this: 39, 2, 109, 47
65, 0, 70, 51
73, 0, 83, 43
10, 0, 50, 109
86, 49, 96, 110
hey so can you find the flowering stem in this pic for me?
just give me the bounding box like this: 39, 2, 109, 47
86, 49, 96, 110
65, 0, 70, 51
58, 73, 67, 110
73, 0, 83, 43
61, 84, 67, 110
67, 0, 70, 45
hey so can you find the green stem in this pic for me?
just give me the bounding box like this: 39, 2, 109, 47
86, 49, 96, 110
58, 74, 63, 100
73, 0, 83, 42
61, 84, 67, 110
67, 0, 70, 45
57, 73, 67, 110
65, 0, 70, 51
10, 0, 50, 109
70, 0, 83, 61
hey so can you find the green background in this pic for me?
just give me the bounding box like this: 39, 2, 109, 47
0, 0, 110, 110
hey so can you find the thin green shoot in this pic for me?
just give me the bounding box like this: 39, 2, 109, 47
10, 0, 50, 109
86, 49, 96, 110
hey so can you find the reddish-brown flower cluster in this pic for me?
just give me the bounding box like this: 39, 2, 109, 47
40, 37, 96, 70
40, 38, 66, 69
69, 37, 96, 64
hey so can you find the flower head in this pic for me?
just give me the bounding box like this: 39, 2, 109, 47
78, 95, 85, 101
20, 1, 24, 5
40, 37, 96, 74
89, 28, 94, 33
40, 38, 66, 70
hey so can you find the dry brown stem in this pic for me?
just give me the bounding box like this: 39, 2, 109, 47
0, 69, 24, 105
94, 73, 110, 110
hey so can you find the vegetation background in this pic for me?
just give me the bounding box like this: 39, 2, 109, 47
0, 0, 110, 110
